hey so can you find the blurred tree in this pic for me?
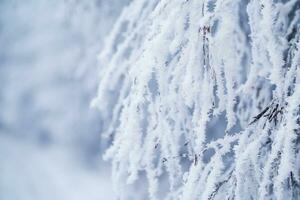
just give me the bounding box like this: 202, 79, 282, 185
0, 0, 129, 160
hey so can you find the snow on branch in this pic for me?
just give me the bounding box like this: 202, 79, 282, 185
93, 0, 300, 199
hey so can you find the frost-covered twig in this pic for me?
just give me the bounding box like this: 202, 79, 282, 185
94, 0, 300, 199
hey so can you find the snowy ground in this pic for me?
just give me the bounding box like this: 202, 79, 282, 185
0, 135, 114, 200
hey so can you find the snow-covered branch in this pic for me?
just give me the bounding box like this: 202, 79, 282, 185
93, 0, 300, 199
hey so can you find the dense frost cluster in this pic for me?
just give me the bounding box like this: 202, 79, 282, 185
93, 0, 300, 199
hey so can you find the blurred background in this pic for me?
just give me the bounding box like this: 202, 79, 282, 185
0, 0, 129, 199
